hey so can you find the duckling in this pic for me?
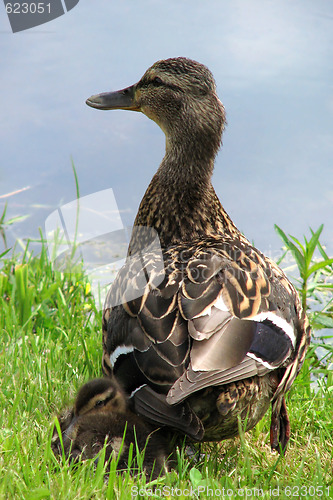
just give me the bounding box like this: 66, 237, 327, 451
86, 57, 310, 453
52, 378, 168, 479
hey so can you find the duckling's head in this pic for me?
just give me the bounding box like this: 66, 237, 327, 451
86, 57, 226, 157
52, 378, 169, 478
52, 378, 127, 454
74, 377, 127, 416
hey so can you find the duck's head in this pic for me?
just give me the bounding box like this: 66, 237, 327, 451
86, 57, 226, 155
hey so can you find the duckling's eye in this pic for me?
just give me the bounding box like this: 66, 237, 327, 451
95, 399, 105, 408
151, 77, 163, 86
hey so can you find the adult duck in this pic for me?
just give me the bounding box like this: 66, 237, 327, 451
86, 57, 310, 452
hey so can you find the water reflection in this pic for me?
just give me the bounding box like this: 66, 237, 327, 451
1, 0, 332, 259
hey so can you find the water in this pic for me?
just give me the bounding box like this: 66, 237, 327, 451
0, 0, 332, 368
1, 0, 332, 260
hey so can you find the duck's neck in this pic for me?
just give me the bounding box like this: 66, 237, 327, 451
131, 136, 241, 250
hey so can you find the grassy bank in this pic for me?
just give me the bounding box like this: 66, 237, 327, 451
0, 227, 332, 499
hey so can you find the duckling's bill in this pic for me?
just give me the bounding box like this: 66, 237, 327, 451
86, 85, 140, 111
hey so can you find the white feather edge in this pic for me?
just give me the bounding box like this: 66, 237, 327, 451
248, 311, 296, 347
109, 345, 134, 368
129, 384, 147, 399
192, 293, 229, 319
247, 352, 276, 370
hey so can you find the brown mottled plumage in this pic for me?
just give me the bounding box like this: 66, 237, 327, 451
52, 378, 168, 478
86, 57, 310, 453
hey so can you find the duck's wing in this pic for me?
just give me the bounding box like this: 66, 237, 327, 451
102, 239, 308, 433
102, 247, 190, 389
132, 385, 204, 439
167, 242, 306, 404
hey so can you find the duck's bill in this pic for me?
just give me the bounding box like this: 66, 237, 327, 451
86, 84, 140, 111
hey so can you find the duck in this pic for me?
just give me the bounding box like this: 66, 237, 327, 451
86, 57, 311, 453
51, 378, 168, 479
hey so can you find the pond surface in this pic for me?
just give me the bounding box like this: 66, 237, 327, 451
1, 0, 332, 262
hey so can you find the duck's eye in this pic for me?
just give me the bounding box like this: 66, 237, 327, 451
151, 77, 163, 86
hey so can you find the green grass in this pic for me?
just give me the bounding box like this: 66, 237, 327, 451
0, 228, 332, 499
